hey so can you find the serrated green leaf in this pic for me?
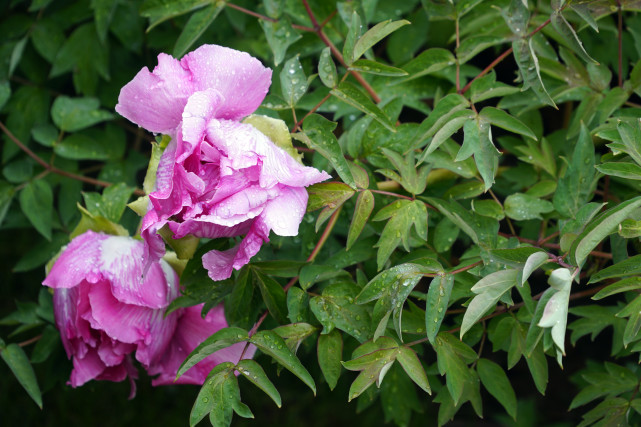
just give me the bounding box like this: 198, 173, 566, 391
173, 3, 224, 58
178, 327, 249, 379
477, 358, 517, 420
347, 190, 374, 250
331, 82, 396, 132
236, 359, 282, 408
317, 329, 343, 390
250, 330, 316, 395
19, 180, 53, 241
1, 343, 42, 408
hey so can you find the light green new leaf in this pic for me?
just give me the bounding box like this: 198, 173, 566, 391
19, 180, 53, 241
331, 82, 396, 132
538, 268, 572, 354
250, 330, 316, 395
300, 114, 355, 188
570, 196, 641, 267
522, 251, 549, 285
51, 96, 113, 132
318, 47, 338, 88
177, 327, 249, 378
425, 274, 454, 344
461, 269, 518, 338
1, 343, 42, 408
353, 19, 410, 62
477, 358, 517, 420
317, 329, 343, 391
347, 190, 374, 250
236, 359, 282, 408
173, 3, 224, 58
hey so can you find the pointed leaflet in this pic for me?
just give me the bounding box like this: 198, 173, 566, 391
280, 55, 308, 107
236, 359, 282, 408
479, 106, 537, 140
342, 11, 362, 66
173, 3, 224, 58
352, 19, 410, 61
51, 96, 114, 132
318, 47, 338, 88
461, 270, 519, 338
617, 120, 641, 166
371, 200, 428, 269
592, 277, 641, 300
250, 330, 316, 395
347, 190, 374, 250
504, 193, 554, 221
331, 82, 396, 132
588, 255, 641, 283
317, 329, 343, 390
350, 59, 408, 77
420, 110, 474, 160
380, 148, 429, 195
477, 358, 517, 420
512, 38, 557, 108
397, 346, 431, 394
306, 182, 355, 212
414, 93, 470, 147
425, 274, 454, 344
301, 114, 356, 188
1, 343, 42, 408
553, 124, 595, 218
522, 251, 549, 285
551, 11, 596, 64
309, 282, 371, 342
190, 363, 235, 427
19, 180, 53, 241
459, 116, 499, 191
177, 327, 249, 378
435, 332, 477, 405
538, 268, 572, 354
401, 48, 455, 81
253, 270, 288, 324
261, 17, 301, 66
570, 196, 641, 267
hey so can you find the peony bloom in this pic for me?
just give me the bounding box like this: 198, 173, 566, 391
43, 230, 249, 390
116, 45, 330, 281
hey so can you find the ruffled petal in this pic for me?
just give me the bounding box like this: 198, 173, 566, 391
261, 186, 309, 236
69, 348, 107, 388
150, 304, 252, 386
115, 53, 194, 134
168, 218, 251, 240
181, 45, 272, 121
43, 230, 107, 289
180, 89, 224, 162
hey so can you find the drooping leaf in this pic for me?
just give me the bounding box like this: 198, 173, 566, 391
177, 327, 249, 379
236, 359, 282, 408
347, 190, 375, 250
317, 329, 343, 390
1, 343, 42, 408
331, 82, 396, 132
173, 3, 224, 58
477, 358, 517, 420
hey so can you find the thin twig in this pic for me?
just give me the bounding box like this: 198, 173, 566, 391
0, 121, 145, 196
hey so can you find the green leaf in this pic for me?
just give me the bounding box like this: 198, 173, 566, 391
306, 182, 355, 212
458, 36, 505, 65
318, 47, 338, 88
331, 82, 396, 132
0, 80, 11, 110
596, 162, 641, 180
414, 94, 470, 147
140, 0, 210, 30
177, 327, 249, 379
435, 332, 476, 405
261, 17, 301, 66
553, 124, 595, 218
458, 116, 499, 190
526, 342, 548, 395
189, 363, 235, 427
522, 251, 550, 285
91, 0, 118, 43
253, 270, 287, 324
250, 260, 306, 278
353, 19, 410, 61
477, 358, 517, 420
30, 325, 59, 363
499, 0, 530, 35
461, 270, 519, 337
489, 247, 544, 267
347, 190, 374, 250
280, 55, 308, 106
401, 47, 455, 80
433, 217, 460, 252
51, 96, 114, 133
550, 12, 596, 64
420, 110, 473, 159
504, 193, 554, 221
317, 329, 343, 391
173, 3, 224, 58
250, 330, 316, 395
512, 38, 557, 108
588, 255, 641, 283
397, 346, 431, 394
617, 120, 641, 166
538, 268, 572, 354
372, 200, 428, 269
380, 364, 423, 426
1, 343, 42, 408
310, 282, 371, 342
273, 323, 316, 353
425, 274, 454, 344
479, 106, 537, 140
471, 199, 504, 220
55, 133, 121, 161
592, 277, 641, 300
301, 114, 356, 188
350, 59, 408, 76
236, 359, 282, 408
19, 180, 53, 241
343, 12, 362, 66
571, 196, 641, 267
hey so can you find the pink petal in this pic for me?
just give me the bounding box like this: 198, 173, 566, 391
202, 218, 269, 281
181, 45, 272, 121
167, 218, 251, 240
180, 89, 224, 162
69, 348, 107, 388
261, 186, 309, 236
43, 230, 107, 289
115, 53, 195, 134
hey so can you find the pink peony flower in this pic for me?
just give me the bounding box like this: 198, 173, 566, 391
43, 230, 249, 391
115, 45, 330, 281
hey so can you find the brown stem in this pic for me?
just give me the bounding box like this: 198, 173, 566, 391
424, 260, 482, 278
0, 121, 145, 196
18, 335, 42, 348
226, 2, 277, 23
497, 232, 613, 259
292, 92, 332, 132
